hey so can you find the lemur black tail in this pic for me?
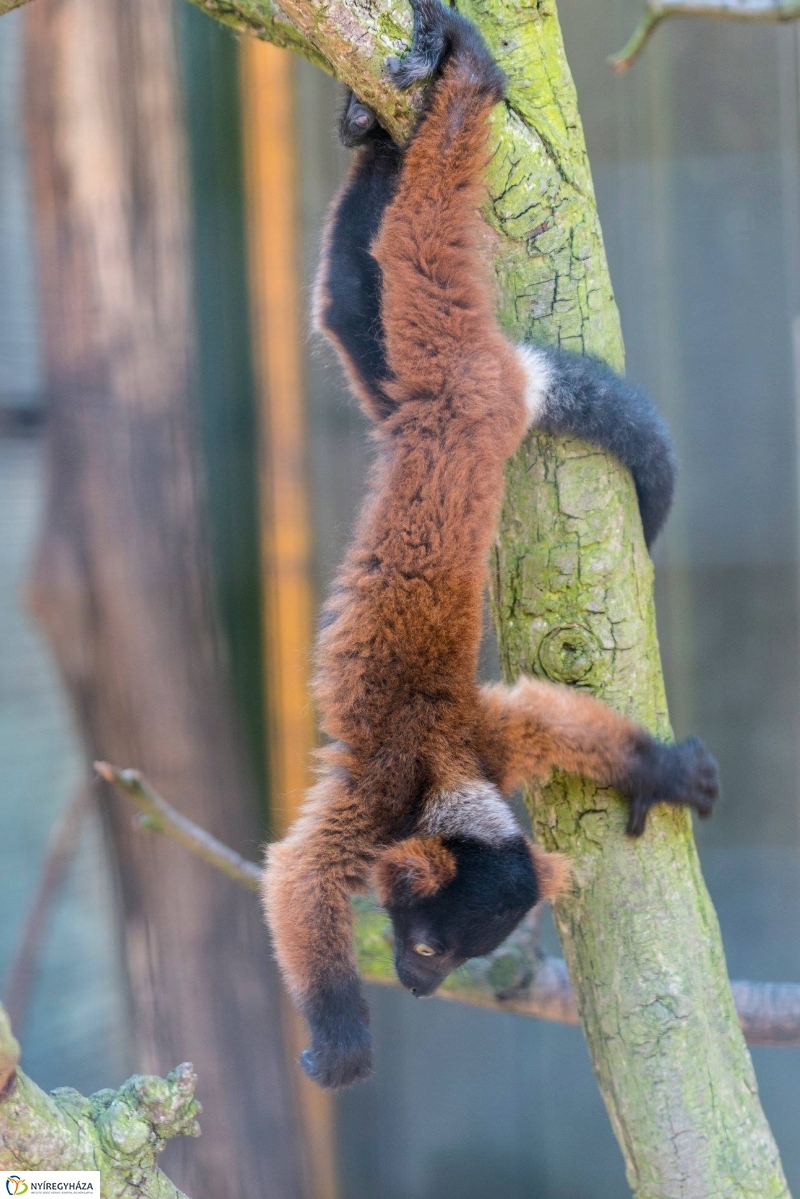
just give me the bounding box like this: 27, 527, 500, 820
316, 90, 677, 548
519, 346, 677, 548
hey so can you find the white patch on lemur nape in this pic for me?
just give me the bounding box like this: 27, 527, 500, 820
516, 345, 553, 427
419, 781, 520, 846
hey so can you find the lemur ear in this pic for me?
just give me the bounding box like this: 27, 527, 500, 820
374, 837, 457, 905
528, 842, 572, 903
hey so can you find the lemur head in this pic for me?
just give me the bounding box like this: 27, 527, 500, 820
373, 784, 570, 997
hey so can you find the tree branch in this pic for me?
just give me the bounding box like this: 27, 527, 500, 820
0, 1000, 200, 1196
99, 762, 800, 1050
610, 0, 800, 73
94, 763, 262, 893
188, 0, 424, 143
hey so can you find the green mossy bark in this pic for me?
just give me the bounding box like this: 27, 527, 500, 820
481, 5, 786, 1194
495, 440, 789, 1196
0, 1005, 199, 1198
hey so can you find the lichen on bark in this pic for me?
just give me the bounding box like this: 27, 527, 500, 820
0, 1003, 200, 1198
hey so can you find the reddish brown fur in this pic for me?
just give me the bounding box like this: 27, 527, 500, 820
374, 836, 458, 903
263, 49, 645, 1024
529, 844, 572, 903
476, 677, 642, 797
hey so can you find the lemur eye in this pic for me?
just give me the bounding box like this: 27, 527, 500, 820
414, 943, 437, 957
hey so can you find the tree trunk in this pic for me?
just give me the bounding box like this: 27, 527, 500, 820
23, 2, 305, 1196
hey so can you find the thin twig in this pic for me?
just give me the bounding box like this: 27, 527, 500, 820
98, 763, 800, 1047
3, 786, 91, 1031
95, 762, 262, 893
609, 0, 800, 73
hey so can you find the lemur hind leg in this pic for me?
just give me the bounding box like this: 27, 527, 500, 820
385, 0, 504, 93
478, 677, 719, 836
313, 96, 402, 422
371, 0, 523, 434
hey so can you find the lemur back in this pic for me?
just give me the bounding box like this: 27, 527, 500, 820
263, 0, 719, 1091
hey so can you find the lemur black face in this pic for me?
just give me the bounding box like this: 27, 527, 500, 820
387, 837, 539, 997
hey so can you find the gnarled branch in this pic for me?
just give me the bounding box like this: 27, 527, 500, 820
610, 0, 800, 72
0, 1000, 199, 1197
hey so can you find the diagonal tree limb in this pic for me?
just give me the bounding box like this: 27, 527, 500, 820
610, 0, 800, 73
98, 762, 800, 1050
184, 0, 423, 140
94, 763, 263, 893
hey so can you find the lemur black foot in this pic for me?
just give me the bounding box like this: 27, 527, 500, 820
299, 1034, 372, 1090
386, 0, 506, 101
386, 0, 448, 89
339, 90, 382, 148
300, 979, 373, 1089
624, 735, 720, 837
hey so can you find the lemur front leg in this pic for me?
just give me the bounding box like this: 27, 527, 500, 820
262, 771, 376, 1088
479, 677, 719, 836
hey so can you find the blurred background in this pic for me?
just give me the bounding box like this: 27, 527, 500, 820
1, 0, 799, 1196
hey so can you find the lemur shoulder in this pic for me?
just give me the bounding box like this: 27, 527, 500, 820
262, 0, 719, 1091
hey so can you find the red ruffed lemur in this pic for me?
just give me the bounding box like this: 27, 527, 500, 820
262, 0, 719, 1090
